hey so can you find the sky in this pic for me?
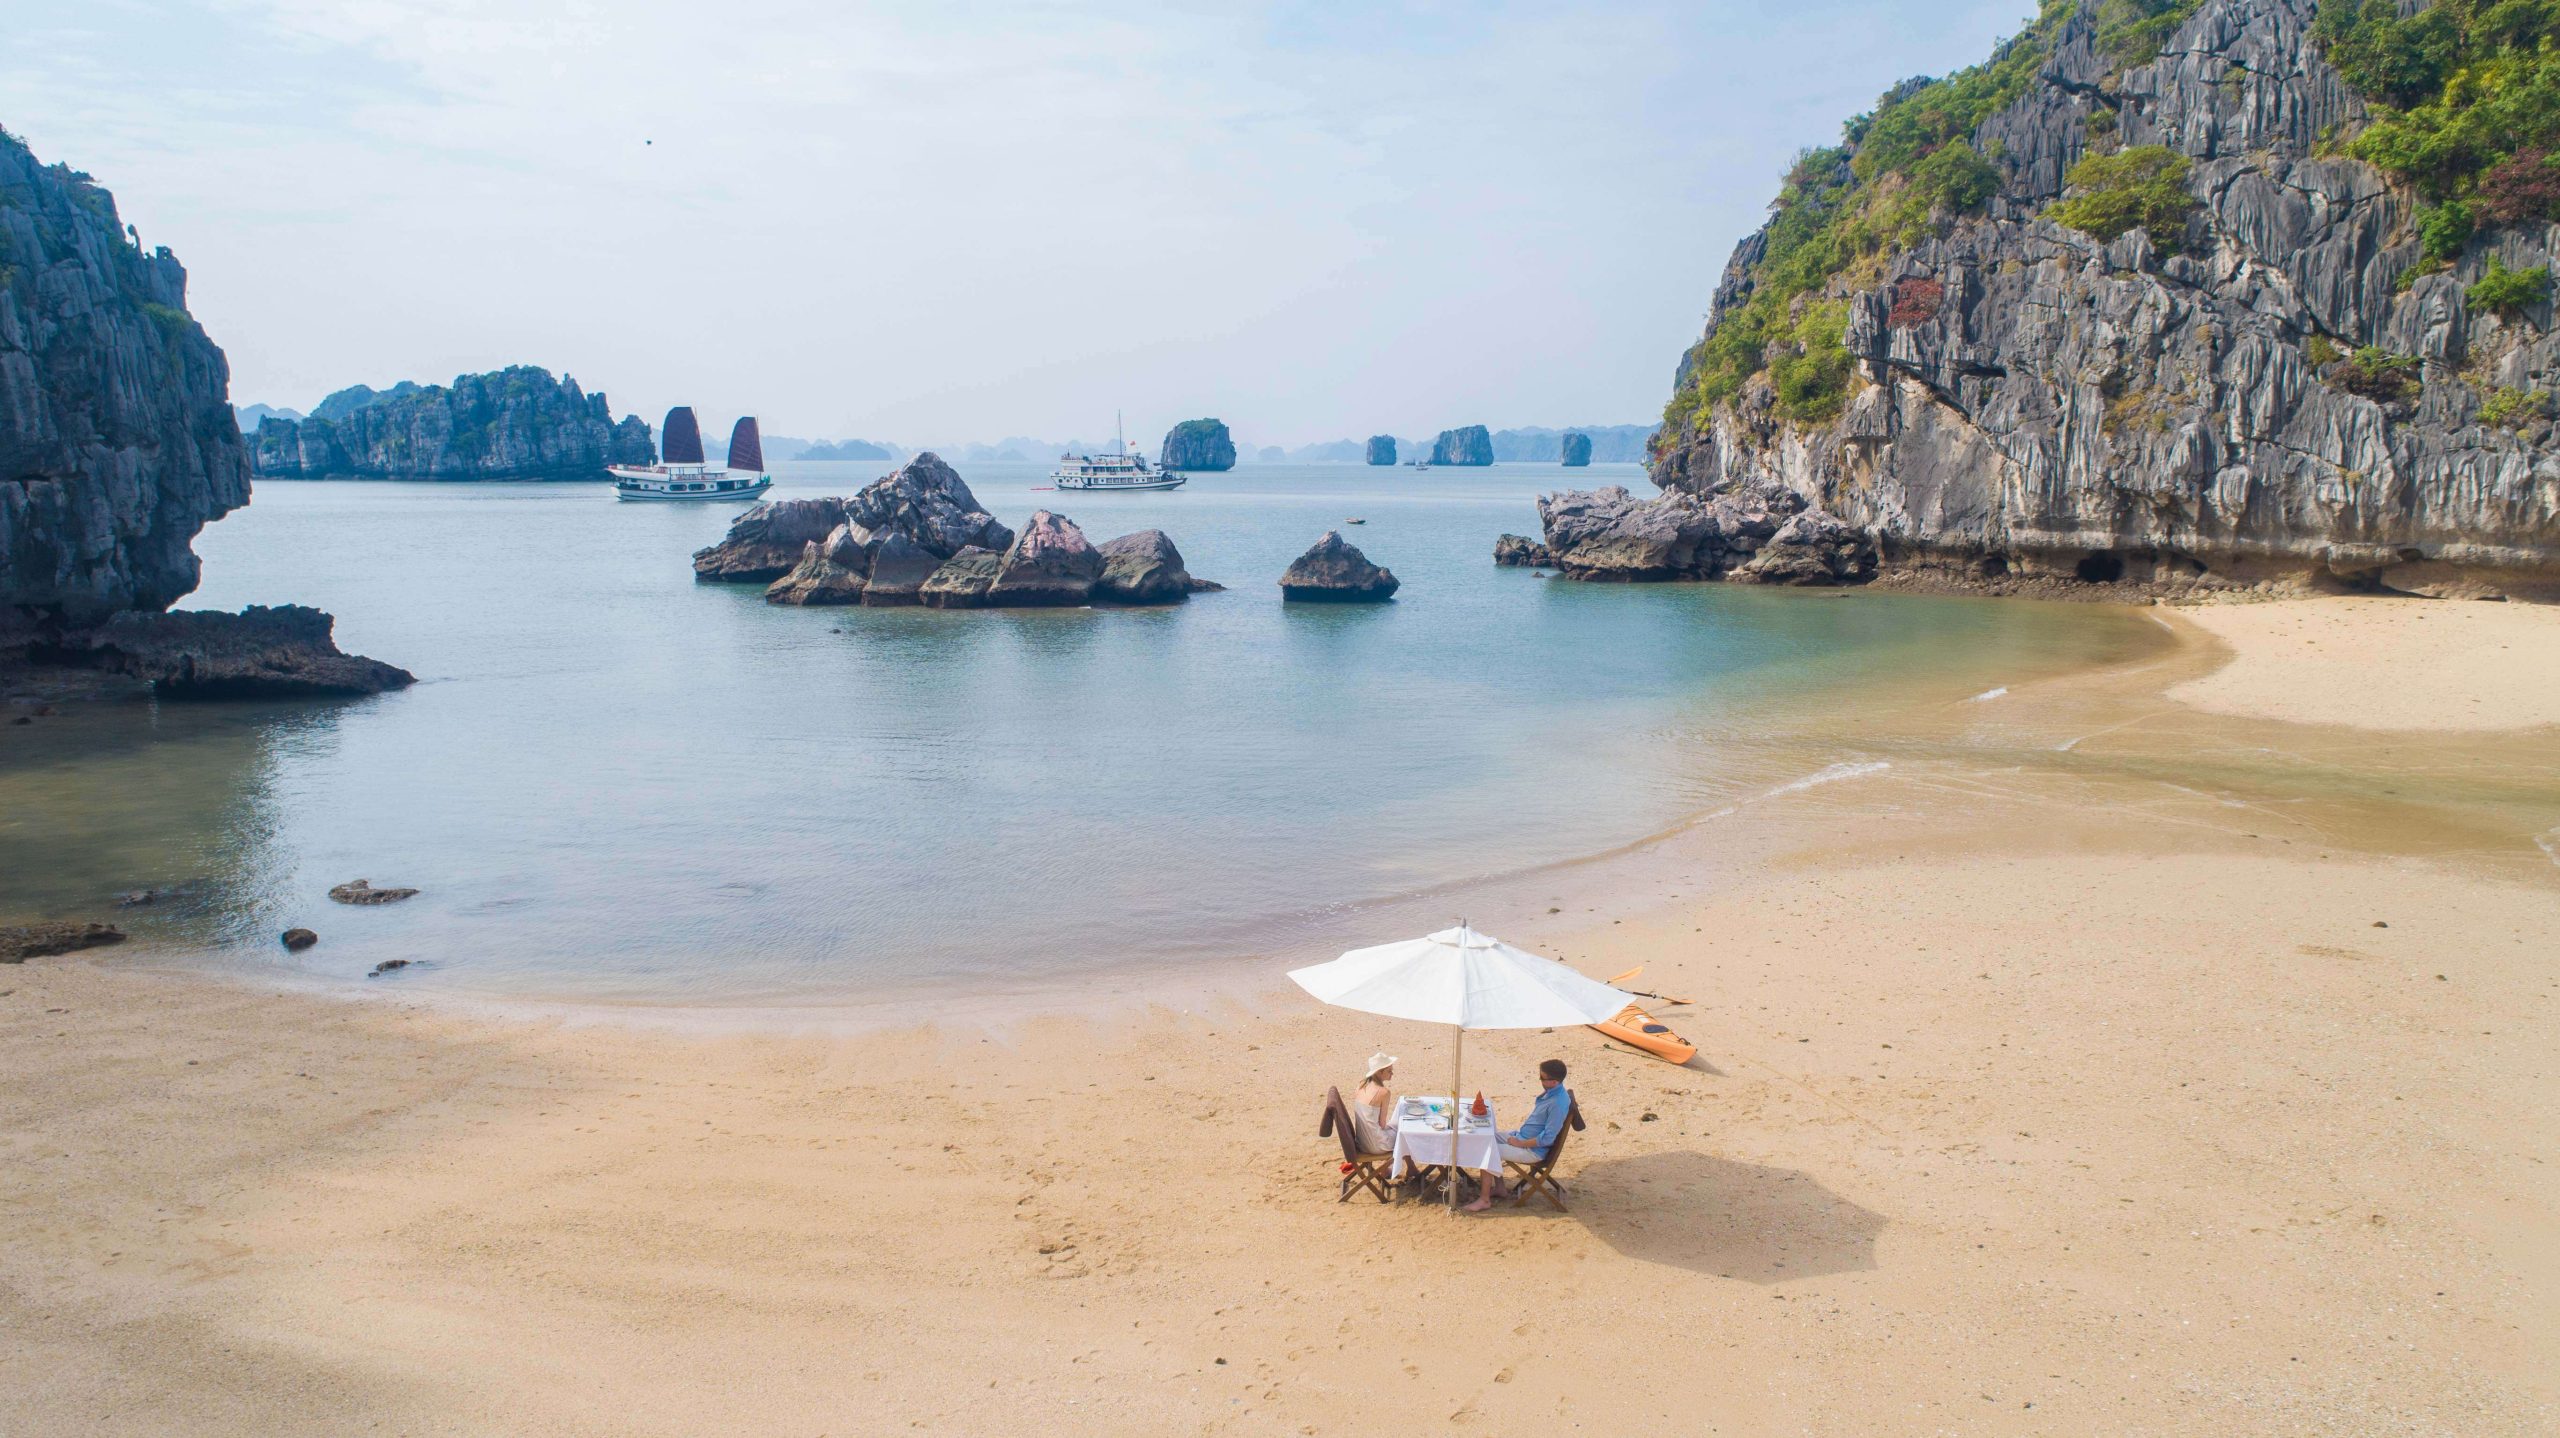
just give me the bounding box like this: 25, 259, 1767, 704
6, 0, 2039, 449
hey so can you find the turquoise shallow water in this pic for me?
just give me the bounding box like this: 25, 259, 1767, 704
0, 461, 2168, 1003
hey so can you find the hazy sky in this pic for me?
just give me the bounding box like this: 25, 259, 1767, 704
11, 0, 2036, 448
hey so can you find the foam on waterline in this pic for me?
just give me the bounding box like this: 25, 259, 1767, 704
1967, 687, 2008, 703
1766, 760, 1892, 797
2538, 829, 2560, 867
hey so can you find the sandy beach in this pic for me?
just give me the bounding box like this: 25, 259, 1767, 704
6, 597, 2557, 1436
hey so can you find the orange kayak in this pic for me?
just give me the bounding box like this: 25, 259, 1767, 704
1591, 1002, 1697, 1065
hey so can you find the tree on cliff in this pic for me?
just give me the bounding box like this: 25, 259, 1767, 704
1160, 419, 1236, 471
1429, 426, 1493, 466
1365, 435, 1397, 465
1559, 432, 1593, 466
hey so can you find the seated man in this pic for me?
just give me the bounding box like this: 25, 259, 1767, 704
1465, 1058, 1571, 1211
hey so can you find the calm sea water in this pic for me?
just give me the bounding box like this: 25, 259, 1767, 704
1, 461, 2168, 1003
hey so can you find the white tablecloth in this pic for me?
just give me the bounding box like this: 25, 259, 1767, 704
1389, 1097, 1503, 1177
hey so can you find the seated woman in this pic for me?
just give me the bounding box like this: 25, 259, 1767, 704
1350, 1052, 1400, 1154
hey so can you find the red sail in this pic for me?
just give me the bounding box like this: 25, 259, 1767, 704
661, 406, 704, 465
727, 416, 763, 474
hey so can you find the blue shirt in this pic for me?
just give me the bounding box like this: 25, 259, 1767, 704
1507, 1085, 1572, 1159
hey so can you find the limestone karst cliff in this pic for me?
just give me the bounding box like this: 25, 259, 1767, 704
1429, 426, 1494, 466
1161, 418, 1237, 471
1365, 435, 1397, 466
0, 127, 406, 692
252, 367, 653, 480
1631, 0, 2560, 600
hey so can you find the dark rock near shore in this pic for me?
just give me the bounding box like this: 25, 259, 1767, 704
1365, 435, 1398, 466
1161, 419, 1237, 472
1494, 534, 1556, 568
919, 547, 1005, 608
1281, 532, 1399, 602
368, 959, 410, 977
63, 606, 415, 697
329, 879, 419, 905
280, 928, 318, 952
1429, 426, 1494, 467
1094, 530, 1216, 603
1533, 482, 1875, 584
696, 498, 850, 583
988, 511, 1103, 606
1559, 432, 1593, 467
764, 523, 874, 605
1, 922, 126, 963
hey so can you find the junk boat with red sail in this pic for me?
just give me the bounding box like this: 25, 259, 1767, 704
611, 407, 775, 501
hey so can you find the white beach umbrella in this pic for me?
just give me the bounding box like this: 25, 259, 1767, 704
1288, 921, 1634, 1210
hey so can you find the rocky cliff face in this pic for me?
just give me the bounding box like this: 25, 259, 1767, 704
1430, 426, 1494, 466
1161, 418, 1236, 471
0, 130, 250, 625
0, 128, 406, 694
1645, 0, 2560, 600
253, 367, 652, 480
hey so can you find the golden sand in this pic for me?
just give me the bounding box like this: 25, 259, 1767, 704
4, 598, 2556, 1436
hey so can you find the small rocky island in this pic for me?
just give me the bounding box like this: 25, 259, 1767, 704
0, 130, 409, 698
251, 367, 655, 481
1160, 418, 1237, 472
1365, 435, 1397, 466
1559, 432, 1592, 467
1429, 426, 1493, 466
1280, 533, 1398, 602
696, 454, 1220, 608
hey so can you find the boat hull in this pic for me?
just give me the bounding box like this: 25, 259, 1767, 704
1590, 1003, 1698, 1065
1052, 475, 1187, 492
610, 467, 773, 501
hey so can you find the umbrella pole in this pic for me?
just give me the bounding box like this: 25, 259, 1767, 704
1449, 1022, 1463, 1212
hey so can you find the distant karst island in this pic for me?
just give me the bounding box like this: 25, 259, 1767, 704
251, 368, 655, 481
1429, 426, 1494, 466
1161, 418, 1237, 472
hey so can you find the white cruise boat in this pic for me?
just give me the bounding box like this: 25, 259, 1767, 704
611, 408, 775, 501
1052, 415, 1185, 492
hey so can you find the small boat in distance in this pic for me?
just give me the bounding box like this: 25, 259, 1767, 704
611, 408, 775, 501
1053, 413, 1185, 492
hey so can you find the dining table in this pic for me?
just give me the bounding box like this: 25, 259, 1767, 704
1388, 1095, 1502, 1187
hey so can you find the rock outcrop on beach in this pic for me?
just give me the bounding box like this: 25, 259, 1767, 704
1161, 419, 1237, 472
1280, 533, 1399, 601
1559, 432, 1593, 467
1531, 483, 1879, 586
250, 367, 651, 481
1365, 435, 1397, 466
1493, 534, 1555, 568
1429, 426, 1494, 467
0, 129, 408, 696
1644, 0, 2560, 600
1, 921, 126, 962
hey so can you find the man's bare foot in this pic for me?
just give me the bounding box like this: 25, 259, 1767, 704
1462, 1195, 1493, 1212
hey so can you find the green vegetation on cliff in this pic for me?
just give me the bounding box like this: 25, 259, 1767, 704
2049, 145, 2200, 249
2317, 0, 2560, 210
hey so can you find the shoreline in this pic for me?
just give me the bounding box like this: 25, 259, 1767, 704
7, 593, 2558, 1435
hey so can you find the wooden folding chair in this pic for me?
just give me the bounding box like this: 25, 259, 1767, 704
1502, 1100, 1584, 1211
1320, 1086, 1396, 1203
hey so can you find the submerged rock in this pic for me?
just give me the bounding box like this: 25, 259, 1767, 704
1493, 534, 1556, 568
988, 511, 1104, 606
1093, 530, 1216, 604
1, 922, 126, 963
1280, 533, 1399, 602
695, 498, 850, 584
919, 547, 1006, 609
328, 879, 419, 905
280, 928, 318, 952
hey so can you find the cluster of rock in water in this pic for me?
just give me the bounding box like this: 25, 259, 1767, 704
694, 454, 1400, 605
1494, 479, 1877, 585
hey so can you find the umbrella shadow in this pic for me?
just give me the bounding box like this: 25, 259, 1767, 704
1565, 1150, 1885, 1283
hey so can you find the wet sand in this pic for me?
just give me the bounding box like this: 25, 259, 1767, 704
4, 599, 2556, 1436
